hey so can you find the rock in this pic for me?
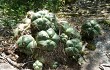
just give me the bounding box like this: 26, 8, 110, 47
0, 63, 18, 70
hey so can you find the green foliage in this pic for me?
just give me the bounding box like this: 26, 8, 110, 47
81, 19, 102, 40
0, 0, 64, 28
99, 19, 110, 25
1, 17, 18, 28
0, 0, 63, 17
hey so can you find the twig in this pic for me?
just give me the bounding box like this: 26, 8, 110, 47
82, 42, 88, 51
22, 61, 34, 67
1, 53, 22, 69
21, 23, 31, 35
99, 63, 110, 70
100, 64, 110, 67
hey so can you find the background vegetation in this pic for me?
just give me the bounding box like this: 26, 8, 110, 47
0, 0, 67, 28
0, 0, 110, 28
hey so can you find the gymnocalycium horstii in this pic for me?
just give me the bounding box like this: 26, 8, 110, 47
81, 19, 102, 50
15, 10, 99, 70
81, 19, 102, 41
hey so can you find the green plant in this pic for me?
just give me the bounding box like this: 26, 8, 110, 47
36, 28, 60, 51
44, 0, 63, 12
59, 21, 82, 60
98, 19, 110, 25
33, 60, 43, 70
60, 21, 81, 39
81, 19, 102, 40
65, 39, 82, 59
15, 10, 84, 70
1, 17, 18, 28
31, 10, 58, 32
16, 35, 37, 55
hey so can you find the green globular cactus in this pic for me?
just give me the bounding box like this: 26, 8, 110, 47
33, 60, 43, 70
60, 21, 81, 39
60, 33, 68, 43
65, 39, 82, 58
46, 28, 56, 37
81, 19, 102, 40
65, 27, 81, 39
46, 28, 60, 43
31, 10, 58, 32
16, 35, 37, 55
36, 28, 60, 51
59, 21, 70, 31
32, 17, 51, 30
38, 40, 57, 51
65, 47, 79, 57
37, 30, 50, 40
31, 10, 49, 21
66, 40, 73, 47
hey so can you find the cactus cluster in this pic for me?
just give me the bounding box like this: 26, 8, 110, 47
59, 21, 82, 59
15, 10, 102, 70
16, 10, 60, 52
16, 10, 61, 70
